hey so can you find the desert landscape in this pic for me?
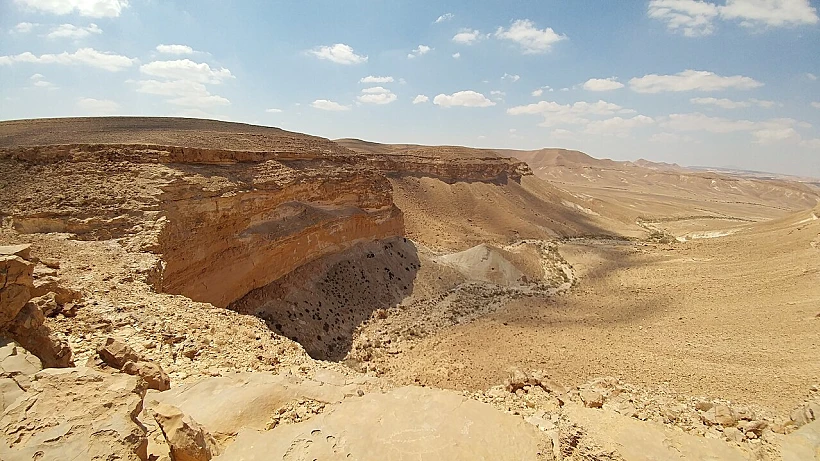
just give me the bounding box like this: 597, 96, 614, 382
0, 117, 818, 460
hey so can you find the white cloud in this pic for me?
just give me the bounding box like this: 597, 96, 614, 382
502, 73, 521, 82
690, 97, 777, 109
648, 0, 818, 36
811, 102, 820, 109
494, 19, 567, 54
132, 79, 230, 107
551, 128, 575, 139
140, 59, 233, 84
532, 89, 544, 97
412, 95, 429, 104
30, 73, 56, 89
265, 108, 283, 113
308, 43, 367, 65
311, 99, 351, 111
359, 75, 393, 83
648, 0, 720, 36
802, 138, 820, 148
360, 75, 394, 83
46, 23, 102, 39
452, 52, 461, 59
407, 45, 432, 59
156, 44, 194, 55
452, 29, 482, 44
661, 112, 807, 143
629, 69, 763, 93
0, 48, 135, 71
807, 73, 818, 81
508, 99, 637, 127
14, 0, 130, 17
435, 13, 454, 23
584, 115, 655, 137
720, 0, 818, 27
77, 97, 120, 114
13, 22, 37, 33
582, 77, 625, 92
433, 90, 495, 108
358, 86, 397, 105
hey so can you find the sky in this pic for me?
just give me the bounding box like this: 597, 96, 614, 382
1, 0, 820, 176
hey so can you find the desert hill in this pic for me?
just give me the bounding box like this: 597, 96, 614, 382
0, 118, 818, 461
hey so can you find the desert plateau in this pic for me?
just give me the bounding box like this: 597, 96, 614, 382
0, 117, 818, 460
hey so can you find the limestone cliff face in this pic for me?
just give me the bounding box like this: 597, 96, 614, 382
0, 133, 527, 308
0, 144, 402, 308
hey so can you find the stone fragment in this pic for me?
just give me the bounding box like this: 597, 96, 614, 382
0, 255, 34, 326
153, 402, 219, 461
723, 426, 745, 443
0, 244, 31, 259
580, 389, 605, 408
124, 360, 171, 391
98, 337, 140, 369
791, 401, 819, 427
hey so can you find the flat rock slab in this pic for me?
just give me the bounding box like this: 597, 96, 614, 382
215, 386, 551, 461
563, 404, 749, 461
782, 419, 820, 461
0, 367, 147, 461
0, 244, 30, 258
148, 372, 358, 438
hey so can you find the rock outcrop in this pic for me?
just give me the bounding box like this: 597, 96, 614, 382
98, 337, 171, 390
0, 245, 73, 367
0, 367, 148, 461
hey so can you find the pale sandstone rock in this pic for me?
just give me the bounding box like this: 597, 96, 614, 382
580, 389, 605, 408
781, 419, 820, 461
0, 367, 148, 461
124, 360, 171, 391
214, 386, 551, 461
0, 255, 33, 326
99, 336, 141, 369
0, 244, 31, 259
153, 402, 219, 461
723, 426, 745, 443
563, 404, 749, 460
792, 401, 820, 427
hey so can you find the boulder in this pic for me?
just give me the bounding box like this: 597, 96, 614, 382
153, 403, 219, 461
791, 401, 820, 427
98, 337, 141, 369
124, 360, 171, 391
580, 389, 605, 408
0, 255, 34, 326
214, 386, 551, 461
0, 367, 148, 461
781, 419, 820, 461
3, 302, 73, 367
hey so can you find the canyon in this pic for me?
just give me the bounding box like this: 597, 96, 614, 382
0, 117, 819, 460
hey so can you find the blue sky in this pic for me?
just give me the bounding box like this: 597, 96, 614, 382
1, 0, 819, 176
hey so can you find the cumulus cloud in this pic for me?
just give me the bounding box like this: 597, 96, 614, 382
508, 99, 637, 127
435, 13, 454, 23
358, 86, 397, 105
433, 90, 495, 108
532, 89, 544, 97
407, 45, 432, 59
629, 70, 763, 93
648, 0, 818, 36
452, 29, 482, 44
660, 112, 807, 143
14, 0, 130, 17
77, 97, 120, 114
12, 22, 37, 33
132, 79, 230, 107
265, 108, 283, 113
360, 75, 393, 83
311, 99, 351, 111
690, 97, 777, 109
156, 44, 194, 55
583, 77, 624, 91
412, 95, 429, 104
140, 59, 233, 84
807, 73, 818, 81
46, 23, 102, 39
30, 73, 56, 89
308, 43, 367, 64
452, 52, 461, 59
502, 73, 521, 82
583, 115, 655, 137
494, 19, 567, 54
0, 48, 135, 71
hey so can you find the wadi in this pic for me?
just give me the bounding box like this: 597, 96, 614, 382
1, 117, 819, 460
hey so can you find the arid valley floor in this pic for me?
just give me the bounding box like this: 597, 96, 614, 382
1, 117, 819, 460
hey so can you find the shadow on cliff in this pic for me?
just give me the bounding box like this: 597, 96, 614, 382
230, 237, 419, 361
